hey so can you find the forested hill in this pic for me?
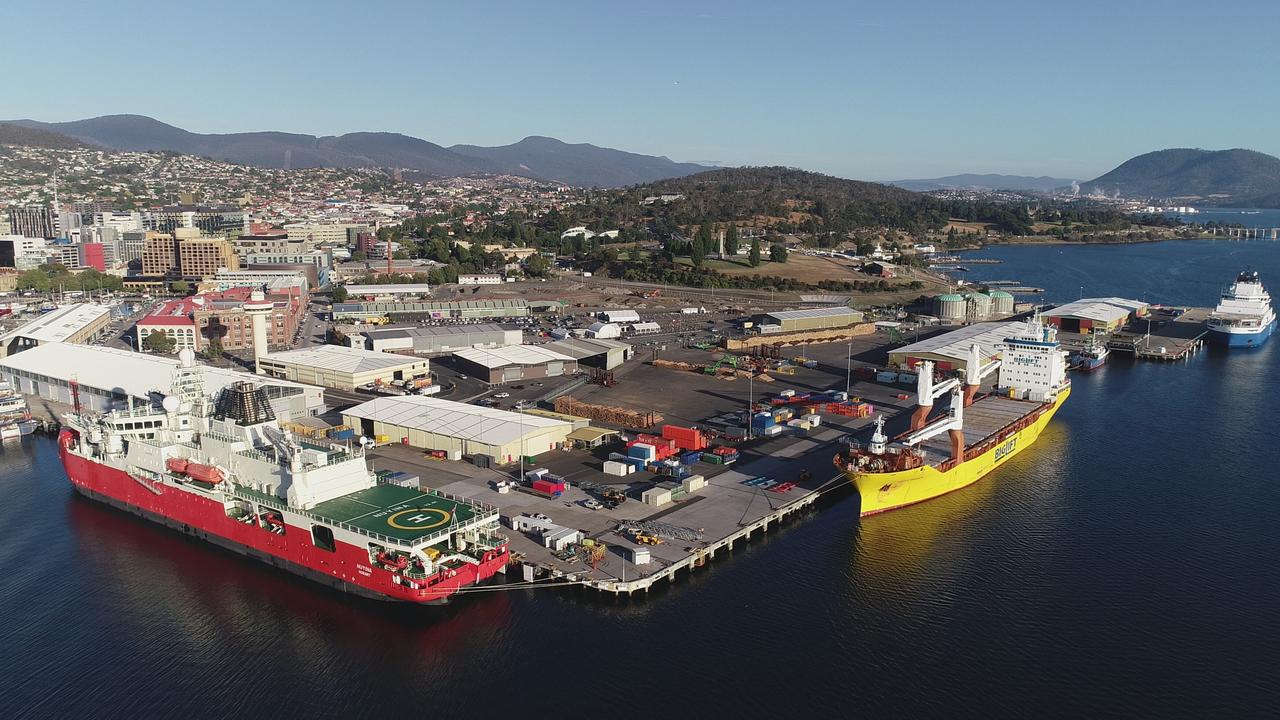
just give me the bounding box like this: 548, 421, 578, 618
559, 167, 948, 235
1081, 148, 1280, 207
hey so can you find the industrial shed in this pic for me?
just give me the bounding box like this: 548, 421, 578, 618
544, 337, 634, 370
342, 395, 574, 463
760, 307, 864, 333
331, 299, 530, 322
452, 345, 578, 384
1042, 297, 1147, 334
888, 321, 1025, 374
0, 303, 113, 357
256, 345, 429, 391
357, 324, 523, 354
0, 343, 323, 419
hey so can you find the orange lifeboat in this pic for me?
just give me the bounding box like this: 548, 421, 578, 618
165, 457, 190, 474
184, 463, 225, 485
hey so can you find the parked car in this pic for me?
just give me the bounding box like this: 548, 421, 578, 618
492, 392, 510, 398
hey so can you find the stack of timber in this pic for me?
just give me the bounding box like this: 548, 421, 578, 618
554, 396, 662, 430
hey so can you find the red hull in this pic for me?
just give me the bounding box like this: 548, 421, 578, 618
58, 431, 508, 603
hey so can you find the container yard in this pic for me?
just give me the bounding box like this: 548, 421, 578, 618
357, 332, 916, 596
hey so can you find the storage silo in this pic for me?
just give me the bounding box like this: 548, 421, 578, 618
935, 294, 966, 324
989, 291, 1015, 316
966, 292, 992, 321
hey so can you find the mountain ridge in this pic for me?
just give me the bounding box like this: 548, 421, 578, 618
4, 114, 710, 187
1081, 148, 1280, 206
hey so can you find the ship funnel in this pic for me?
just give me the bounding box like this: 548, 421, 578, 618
213, 381, 275, 426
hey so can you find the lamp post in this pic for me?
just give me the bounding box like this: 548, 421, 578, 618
846, 341, 852, 397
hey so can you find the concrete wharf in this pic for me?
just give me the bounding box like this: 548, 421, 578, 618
1107, 307, 1211, 361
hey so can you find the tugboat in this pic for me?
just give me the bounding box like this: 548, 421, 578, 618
1206, 270, 1276, 348
1070, 334, 1109, 372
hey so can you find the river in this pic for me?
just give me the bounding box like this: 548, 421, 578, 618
3, 241, 1279, 718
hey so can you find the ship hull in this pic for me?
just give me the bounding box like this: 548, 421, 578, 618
1207, 318, 1275, 348
849, 387, 1069, 516
58, 433, 508, 603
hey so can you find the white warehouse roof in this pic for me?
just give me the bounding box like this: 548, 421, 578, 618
1044, 297, 1146, 323
259, 345, 425, 373
599, 309, 640, 322
764, 307, 862, 322
343, 284, 432, 295
453, 345, 574, 369
0, 343, 316, 401
1, 303, 111, 343
892, 321, 1026, 363
344, 395, 570, 446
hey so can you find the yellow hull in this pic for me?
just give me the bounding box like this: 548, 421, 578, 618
850, 386, 1070, 516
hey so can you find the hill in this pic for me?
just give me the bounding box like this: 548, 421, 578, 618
0, 122, 92, 150
1081, 149, 1280, 207
450, 136, 708, 189
5, 115, 709, 187
558, 166, 945, 236
891, 173, 1073, 193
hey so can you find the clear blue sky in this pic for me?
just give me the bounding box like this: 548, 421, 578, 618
4, 0, 1277, 180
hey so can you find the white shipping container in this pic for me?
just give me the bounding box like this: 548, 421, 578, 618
682, 474, 706, 492
803, 414, 822, 426
764, 425, 783, 436
779, 389, 796, 398
603, 460, 629, 476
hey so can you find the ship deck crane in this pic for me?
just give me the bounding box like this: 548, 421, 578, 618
963, 343, 1001, 406
911, 359, 961, 429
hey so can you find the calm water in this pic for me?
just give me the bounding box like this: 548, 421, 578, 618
4, 241, 1280, 719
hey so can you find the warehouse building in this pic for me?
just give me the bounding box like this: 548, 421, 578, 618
544, 337, 634, 370
331, 299, 530, 322
342, 395, 574, 463
1042, 297, 1147, 334
342, 283, 432, 299
0, 303, 114, 357
759, 307, 864, 333
0, 343, 324, 419
888, 320, 1026, 374
598, 309, 640, 324
256, 345, 430, 391
452, 345, 578, 384
354, 324, 523, 354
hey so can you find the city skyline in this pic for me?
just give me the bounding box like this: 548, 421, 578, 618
4, 0, 1279, 180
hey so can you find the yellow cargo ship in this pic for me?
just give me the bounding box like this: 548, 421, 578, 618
837, 318, 1071, 517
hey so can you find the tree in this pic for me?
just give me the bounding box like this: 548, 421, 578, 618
142, 330, 175, 354
17, 269, 50, 292
351, 250, 367, 262
170, 280, 190, 295
725, 224, 739, 256
332, 285, 349, 303
524, 253, 550, 277
691, 232, 706, 267
770, 242, 789, 263
749, 237, 762, 267
202, 337, 224, 361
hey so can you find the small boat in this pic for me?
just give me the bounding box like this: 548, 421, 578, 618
1070, 336, 1109, 372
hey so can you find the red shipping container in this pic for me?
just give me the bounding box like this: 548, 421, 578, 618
532, 479, 565, 494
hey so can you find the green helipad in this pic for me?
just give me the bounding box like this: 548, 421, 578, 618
311, 485, 482, 543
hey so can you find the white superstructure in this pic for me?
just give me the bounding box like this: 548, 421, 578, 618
1207, 271, 1276, 336
998, 317, 1069, 402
